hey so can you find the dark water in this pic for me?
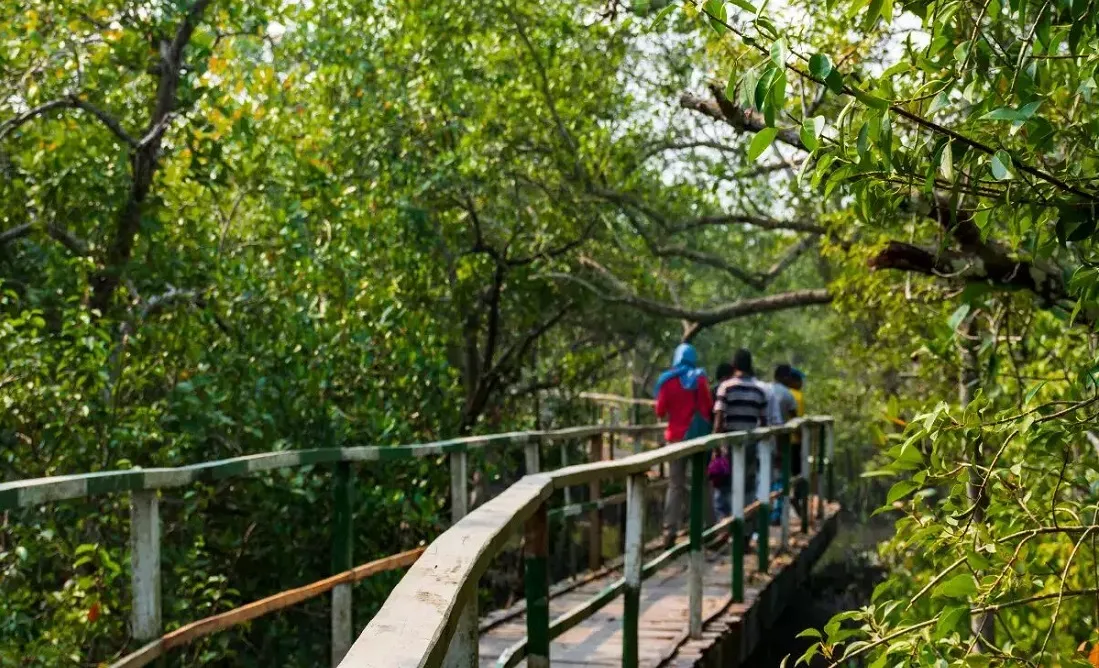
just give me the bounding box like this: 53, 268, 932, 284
745, 515, 893, 667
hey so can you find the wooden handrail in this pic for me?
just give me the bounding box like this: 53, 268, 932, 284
341, 416, 833, 668
110, 547, 426, 668
0, 423, 666, 511
578, 392, 656, 406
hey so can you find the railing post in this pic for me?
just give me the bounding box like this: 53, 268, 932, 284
756, 438, 771, 574
778, 432, 791, 553
588, 434, 603, 571
688, 451, 704, 638
623, 472, 647, 668
816, 424, 826, 521
443, 601, 479, 668
525, 436, 541, 475
331, 461, 355, 666
130, 490, 161, 643
800, 422, 812, 533
730, 439, 745, 603
525, 503, 550, 668
450, 450, 468, 525
825, 421, 836, 502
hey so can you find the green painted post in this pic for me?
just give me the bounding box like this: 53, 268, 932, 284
688, 451, 704, 638
778, 432, 791, 551
730, 440, 745, 603
525, 503, 550, 668
623, 472, 647, 668
825, 422, 836, 502
331, 461, 354, 666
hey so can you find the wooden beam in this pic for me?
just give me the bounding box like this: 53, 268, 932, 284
524, 504, 550, 668
130, 490, 161, 642
331, 462, 355, 667
622, 473, 647, 668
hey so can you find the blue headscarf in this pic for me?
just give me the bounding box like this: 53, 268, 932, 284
654, 343, 706, 394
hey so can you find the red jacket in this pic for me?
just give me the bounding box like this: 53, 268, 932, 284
655, 376, 712, 443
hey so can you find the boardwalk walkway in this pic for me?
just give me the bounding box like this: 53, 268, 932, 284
478, 503, 840, 668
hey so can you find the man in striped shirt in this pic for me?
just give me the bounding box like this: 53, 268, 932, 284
712, 349, 776, 505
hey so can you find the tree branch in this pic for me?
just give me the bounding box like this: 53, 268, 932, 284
0, 96, 137, 146
680, 86, 806, 152
0, 222, 92, 256
548, 265, 832, 342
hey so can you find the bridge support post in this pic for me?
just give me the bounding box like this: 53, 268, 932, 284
587, 434, 602, 571
778, 432, 791, 552
524, 503, 550, 668
815, 425, 826, 521
757, 439, 771, 574
450, 450, 468, 525
130, 490, 161, 642
688, 451, 704, 639
800, 423, 812, 533
623, 472, 647, 668
443, 595, 479, 668
331, 461, 355, 667
730, 439, 745, 603
824, 421, 835, 503
525, 436, 541, 475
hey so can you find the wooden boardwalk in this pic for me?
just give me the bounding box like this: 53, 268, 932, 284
478, 502, 840, 668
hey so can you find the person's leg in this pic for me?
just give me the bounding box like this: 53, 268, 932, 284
663, 458, 687, 547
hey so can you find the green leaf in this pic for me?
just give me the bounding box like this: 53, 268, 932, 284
982, 101, 1042, 121
886, 479, 920, 504
934, 605, 969, 638
947, 303, 971, 330
800, 116, 825, 151
990, 150, 1013, 180
933, 573, 978, 599
825, 69, 844, 94
650, 2, 679, 29
863, 0, 885, 28
1056, 203, 1098, 244
729, 0, 757, 11
754, 67, 777, 110
809, 53, 833, 80
755, 16, 779, 38
703, 0, 728, 33
851, 86, 890, 110
748, 127, 778, 161
1024, 381, 1046, 405
856, 122, 871, 158
770, 39, 786, 66
797, 627, 822, 639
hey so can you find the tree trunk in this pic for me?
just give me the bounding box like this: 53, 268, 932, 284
960, 313, 995, 649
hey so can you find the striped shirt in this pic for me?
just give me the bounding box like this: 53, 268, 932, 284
713, 376, 773, 433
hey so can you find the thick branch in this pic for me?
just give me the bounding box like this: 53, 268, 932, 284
549, 269, 831, 341
90, 0, 213, 313
0, 96, 137, 146
680, 86, 806, 152
0, 222, 92, 256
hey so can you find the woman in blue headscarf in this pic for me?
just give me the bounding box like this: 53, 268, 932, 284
654, 343, 712, 547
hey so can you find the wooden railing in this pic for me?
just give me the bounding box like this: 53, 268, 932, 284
1, 421, 666, 668
341, 416, 835, 668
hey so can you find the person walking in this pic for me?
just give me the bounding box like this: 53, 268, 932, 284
654, 343, 712, 549
712, 349, 773, 535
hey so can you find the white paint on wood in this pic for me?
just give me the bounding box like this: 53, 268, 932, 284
624, 474, 646, 589
331, 583, 353, 667
525, 440, 540, 475
757, 439, 772, 507
688, 549, 703, 638
731, 443, 745, 521
130, 490, 161, 642
450, 451, 468, 525
441, 595, 478, 668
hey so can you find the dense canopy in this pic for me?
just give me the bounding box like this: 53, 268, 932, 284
4, 0, 1099, 664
